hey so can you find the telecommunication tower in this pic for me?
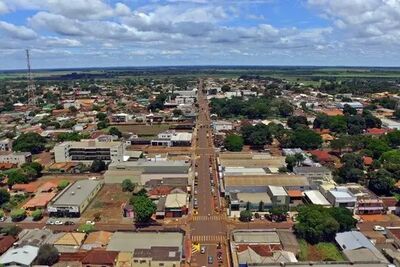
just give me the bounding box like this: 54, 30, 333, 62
26, 49, 36, 105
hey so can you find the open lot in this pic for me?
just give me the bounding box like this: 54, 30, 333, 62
80, 184, 131, 224
298, 240, 344, 262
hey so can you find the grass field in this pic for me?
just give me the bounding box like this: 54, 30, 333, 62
299, 240, 344, 262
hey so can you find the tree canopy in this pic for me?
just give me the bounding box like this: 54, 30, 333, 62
35, 244, 59, 265
130, 194, 156, 223
241, 123, 272, 147
224, 134, 244, 152
13, 132, 46, 154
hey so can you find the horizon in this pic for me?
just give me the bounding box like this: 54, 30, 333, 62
1, 0, 400, 69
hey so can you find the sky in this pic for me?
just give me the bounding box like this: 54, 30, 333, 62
1, 0, 400, 69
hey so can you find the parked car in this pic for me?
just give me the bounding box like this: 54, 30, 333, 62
86, 220, 95, 225
54, 220, 63, 225
64, 221, 75, 225
0, 217, 6, 222
373, 225, 385, 231
201, 246, 206, 254
208, 256, 213, 264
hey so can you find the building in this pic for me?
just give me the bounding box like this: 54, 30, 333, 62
381, 118, 400, 130
151, 130, 192, 147
81, 250, 119, 267
164, 192, 188, 217
0, 138, 12, 151
0, 151, 32, 166
104, 160, 190, 184
293, 166, 333, 185
336, 102, 364, 109
107, 232, 183, 266
325, 187, 357, 210
303, 190, 331, 206
22, 192, 57, 211
54, 140, 125, 163
267, 186, 289, 208
54, 232, 86, 252
0, 245, 39, 267
82, 231, 113, 250
212, 120, 233, 132
47, 179, 103, 217
228, 192, 272, 214
335, 231, 388, 263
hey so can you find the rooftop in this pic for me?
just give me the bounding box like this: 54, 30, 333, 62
304, 190, 331, 206
51, 179, 102, 207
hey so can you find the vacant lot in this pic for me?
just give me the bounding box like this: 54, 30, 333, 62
115, 124, 170, 136
299, 240, 344, 262
81, 184, 131, 224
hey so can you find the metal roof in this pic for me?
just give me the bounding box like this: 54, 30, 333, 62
51, 179, 102, 206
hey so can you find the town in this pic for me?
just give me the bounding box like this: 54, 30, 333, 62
0, 65, 399, 267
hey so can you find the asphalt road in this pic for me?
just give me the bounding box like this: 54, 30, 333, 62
189, 80, 228, 267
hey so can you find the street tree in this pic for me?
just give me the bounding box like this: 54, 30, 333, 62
36, 244, 59, 265
224, 134, 244, 152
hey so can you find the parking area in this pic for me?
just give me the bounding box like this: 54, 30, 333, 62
80, 184, 131, 224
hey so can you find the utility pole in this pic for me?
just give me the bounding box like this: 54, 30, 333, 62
26, 49, 36, 105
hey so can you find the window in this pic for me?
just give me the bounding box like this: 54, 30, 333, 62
159, 264, 164, 266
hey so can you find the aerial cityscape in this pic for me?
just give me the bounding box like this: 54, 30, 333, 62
1, 1, 400, 267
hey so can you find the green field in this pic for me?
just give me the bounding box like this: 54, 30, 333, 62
299, 240, 344, 262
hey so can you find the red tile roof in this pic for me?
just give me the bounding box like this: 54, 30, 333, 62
22, 192, 57, 209
381, 197, 398, 207
363, 156, 373, 166
309, 150, 332, 162
81, 250, 118, 265
236, 244, 283, 257
366, 128, 389, 135
12, 181, 42, 193
0, 235, 16, 254
287, 190, 304, 198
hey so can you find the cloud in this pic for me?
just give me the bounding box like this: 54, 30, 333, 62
0, 21, 37, 40
43, 37, 82, 47
0, 1, 9, 14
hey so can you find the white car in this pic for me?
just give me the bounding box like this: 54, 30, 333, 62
373, 225, 385, 231
54, 220, 63, 225
86, 220, 95, 225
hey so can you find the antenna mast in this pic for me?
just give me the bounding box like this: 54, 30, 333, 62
26, 49, 35, 105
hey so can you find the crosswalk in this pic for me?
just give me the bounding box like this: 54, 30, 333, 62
191, 235, 225, 242
192, 215, 224, 221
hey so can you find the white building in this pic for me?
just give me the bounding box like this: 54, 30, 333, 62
212, 120, 233, 132
151, 131, 192, 147
0, 152, 32, 166
54, 140, 125, 163
0, 138, 12, 151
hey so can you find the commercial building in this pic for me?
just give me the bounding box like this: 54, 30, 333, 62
151, 130, 192, 147
303, 190, 331, 206
54, 140, 125, 163
107, 231, 184, 266
212, 120, 233, 132
267, 186, 290, 208
0, 245, 39, 267
164, 192, 188, 217
47, 179, 103, 217
228, 192, 272, 214
104, 160, 190, 184
293, 166, 333, 185
0, 151, 32, 167
325, 187, 357, 210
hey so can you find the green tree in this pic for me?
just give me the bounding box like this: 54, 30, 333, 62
386, 130, 400, 148
97, 121, 109, 130
121, 179, 135, 192
109, 127, 122, 138
394, 109, 400, 120
366, 138, 390, 159
286, 128, 322, 150
224, 134, 244, 152
287, 116, 308, 130
35, 244, 59, 265
31, 209, 43, 221
258, 201, 264, 212
239, 210, 252, 222
364, 113, 382, 129
241, 124, 272, 147
13, 132, 46, 154
221, 84, 231, 92
329, 116, 347, 133
368, 169, 395, 196
90, 160, 106, 172
347, 115, 366, 135
6, 169, 28, 185
380, 150, 400, 173
69, 106, 78, 113
96, 112, 107, 121
285, 155, 297, 171
172, 109, 183, 117
0, 189, 10, 205
57, 180, 70, 190
1, 225, 21, 236
21, 162, 43, 176
10, 208, 26, 222
278, 101, 294, 117
343, 104, 357, 116
131, 195, 156, 223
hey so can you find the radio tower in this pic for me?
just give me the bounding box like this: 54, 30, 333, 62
26, 49, 36, 105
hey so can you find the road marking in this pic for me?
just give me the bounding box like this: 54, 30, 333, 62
192, 215, 224, 221
191, 235, 225, 242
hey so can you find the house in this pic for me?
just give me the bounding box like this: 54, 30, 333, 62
0, 236, 16, 254
81, 250, 118, 267
82, 231, 113, 250
212, 120, 233, 132
381, 118, 400, 130
47, 179, 103, 217
293, 166, 333, 185
16, 228, 57, 247
0, 245, 39, 267
309, 150, 333, 163
164, 192, 188, 217
54, 232, 86, 252
116, 252, 133, 267
22, 192, 57, 211
335, 231, 388, 263
337, 102, 364, 109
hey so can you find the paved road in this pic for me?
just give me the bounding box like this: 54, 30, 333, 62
189, 80, 228, 266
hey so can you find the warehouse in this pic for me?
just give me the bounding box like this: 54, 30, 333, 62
47, 179, 103, 217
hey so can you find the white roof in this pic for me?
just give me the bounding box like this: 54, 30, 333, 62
224, 167, 267, 176
304, 190, 331, 206
171, 132, 192, 142
0, 245, 39, 266
329, 188, 357, 203
268, 186, 287, 196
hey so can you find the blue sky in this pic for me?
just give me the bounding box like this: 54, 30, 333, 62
0, 0, 400, 69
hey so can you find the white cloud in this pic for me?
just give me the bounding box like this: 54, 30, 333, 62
0, 21, 37, 40
0, 1, 9, 14
43, 36, 81, 47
